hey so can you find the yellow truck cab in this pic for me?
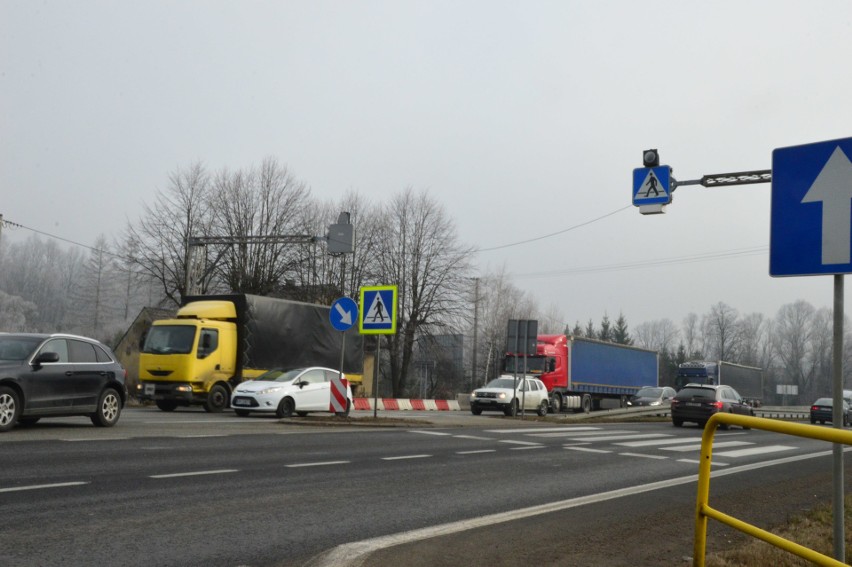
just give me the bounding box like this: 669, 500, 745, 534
137, 294, 362, 412
138, 300, 239, 412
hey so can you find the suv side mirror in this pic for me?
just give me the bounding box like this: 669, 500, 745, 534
34, 351, 60, 365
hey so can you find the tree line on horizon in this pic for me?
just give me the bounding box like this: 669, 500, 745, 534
0, 157, 849, 402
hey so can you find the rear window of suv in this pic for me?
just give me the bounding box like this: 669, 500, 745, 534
676, 387, 717, 400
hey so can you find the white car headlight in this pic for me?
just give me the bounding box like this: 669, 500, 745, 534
650, 401, 661, 406
257, 386, 284, 395
497, 392, 507, 400
471, 392, 478, 398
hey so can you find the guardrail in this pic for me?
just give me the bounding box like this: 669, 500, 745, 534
693, 413, 852, 567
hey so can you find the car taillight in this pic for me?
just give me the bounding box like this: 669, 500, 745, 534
811, 406, 819, 411
711, 401, 723, 409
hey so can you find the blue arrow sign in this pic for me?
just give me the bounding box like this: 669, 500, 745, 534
329, 297, 358, 331
633, 166, 672, 206
359, 285, 397, 335
771, 137, 852, 276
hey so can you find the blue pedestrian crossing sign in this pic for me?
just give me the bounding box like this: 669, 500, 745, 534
633, 166, 672, 208
329, 297, 358, 332
771, 137, 852, 276
359, 285, 398, 335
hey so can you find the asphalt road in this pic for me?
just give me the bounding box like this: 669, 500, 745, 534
0, 407, 847, 566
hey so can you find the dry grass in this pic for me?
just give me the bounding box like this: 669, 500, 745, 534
705, 495, 852, 566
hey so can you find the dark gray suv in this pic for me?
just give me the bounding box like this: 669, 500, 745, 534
0, 333, 127, 432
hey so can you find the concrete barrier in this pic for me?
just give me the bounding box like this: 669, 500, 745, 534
353, 398, 461, 411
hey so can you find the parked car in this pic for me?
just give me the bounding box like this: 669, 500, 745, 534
0, 333, 128, 432
810, 397, 850, 426
470, 376, 549, 417
670, 384, 753, 429
231, 367, 352, 418
626, 386, 676, 407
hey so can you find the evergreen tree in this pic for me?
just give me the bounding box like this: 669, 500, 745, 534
571, 321, 583, 337
584, 319, 596, 339
599, 314, 612, 342
613, 312, 632, 345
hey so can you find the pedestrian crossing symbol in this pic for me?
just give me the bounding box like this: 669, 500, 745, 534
359, 285, 398, 335
633, 166, 672, 206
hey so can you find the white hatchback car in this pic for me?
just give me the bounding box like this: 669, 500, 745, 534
470, 376, 549, 417
231, 367, 352, 418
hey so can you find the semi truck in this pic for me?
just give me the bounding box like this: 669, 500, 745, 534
502, 335, 659, 413
136, 294, 363, 412
675, 361, 764, 406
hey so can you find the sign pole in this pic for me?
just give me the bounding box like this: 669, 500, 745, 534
832, 274, 845, 561
373, 339, 380, 419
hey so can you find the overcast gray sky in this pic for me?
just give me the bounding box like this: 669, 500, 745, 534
2, 1, 851, 329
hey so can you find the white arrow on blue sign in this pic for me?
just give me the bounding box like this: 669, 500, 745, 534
329, 297, 358, 331
771, 137, 852, 276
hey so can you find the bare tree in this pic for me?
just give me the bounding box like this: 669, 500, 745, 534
209, 157, 311, 295
704, 302, 741, 361
634, 319, 680, 354
474, 265, 537, 385
773, 300, 816, 398
124, 162, 213, 306
681, 313, 701, 358
373, 188, 474, 397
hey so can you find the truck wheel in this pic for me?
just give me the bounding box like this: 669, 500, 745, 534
549, 394, 562, 414
0, 386, 21, 432
156, 400, 178, 412
276, 397, 295, 418
91, 388, 122, 427
204, 384, 229, 413
536, 400, 548, 417
582, 394, 592, 414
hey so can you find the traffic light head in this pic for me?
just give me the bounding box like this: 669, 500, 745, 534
643, 149, 659, 168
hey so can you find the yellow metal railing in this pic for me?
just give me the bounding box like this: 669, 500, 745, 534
694, 413, 852, 567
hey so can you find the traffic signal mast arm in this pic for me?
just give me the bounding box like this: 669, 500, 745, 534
672, 169, 772, 190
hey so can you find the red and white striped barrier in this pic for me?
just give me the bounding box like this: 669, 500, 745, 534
353, 398, 461, 411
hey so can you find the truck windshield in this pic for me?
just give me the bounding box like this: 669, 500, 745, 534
503, 356, 546, 373
142, 325, 197, 355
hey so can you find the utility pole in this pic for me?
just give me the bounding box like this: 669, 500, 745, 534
471, 277, 480, 391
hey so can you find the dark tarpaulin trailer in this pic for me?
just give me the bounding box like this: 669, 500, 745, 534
182, 294, 363, 375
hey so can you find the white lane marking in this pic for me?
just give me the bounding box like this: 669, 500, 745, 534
0, 482, 89, 493
661, 441, 752, 452
616, 437, 703, 448
715, 445, 796, 458
568, 433, 673, 442
382, 454, 432, 461
314, 450, 839, 567
565, 447, 611, 454
286, 461, 351, 468
410, 430, 453, 436
177, 434, 228, 438
677, 459, 730, 467
485, 427, 602, 434
150, 469, 239, 479
453, 435, 496, 441
456, 450, 497, 455
61, 437, 131, 442
529, 430, 634, 438
620, 452, 668, 460
510, 446, 545, 451
499, 440, 542, 446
